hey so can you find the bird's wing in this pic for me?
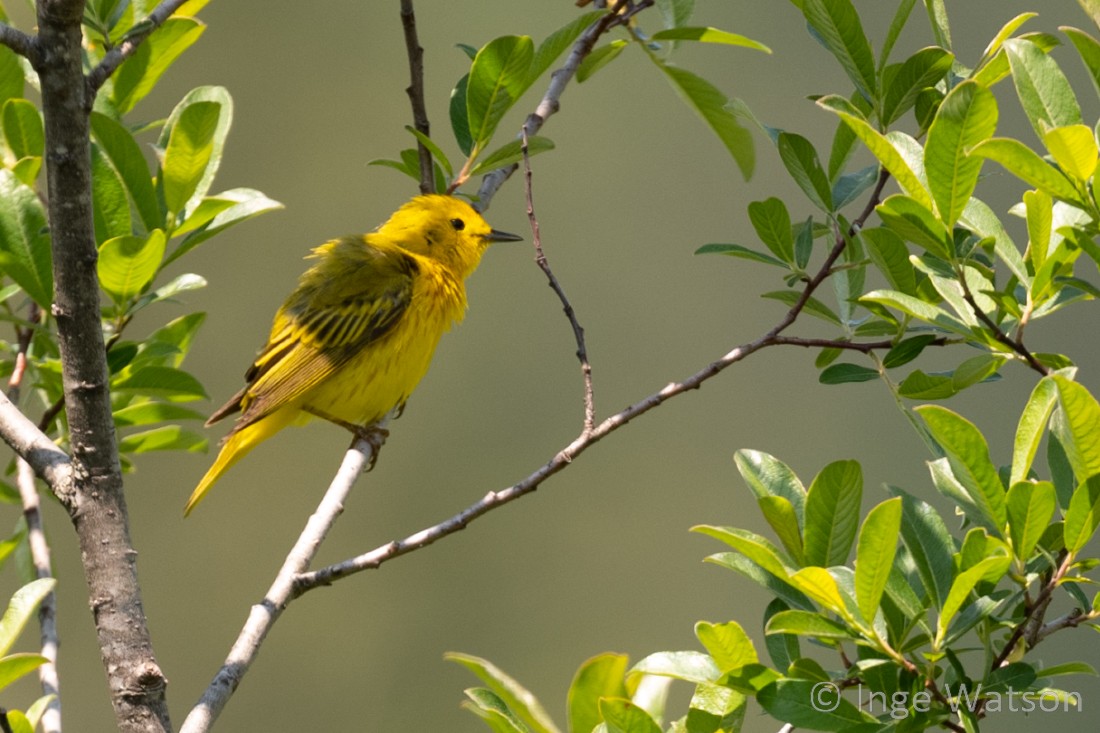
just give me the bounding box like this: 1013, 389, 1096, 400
209, 242, 417, 432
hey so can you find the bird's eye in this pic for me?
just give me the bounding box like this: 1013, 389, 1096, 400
450, 218, 465, 231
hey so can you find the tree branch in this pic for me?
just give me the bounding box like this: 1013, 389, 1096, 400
477, 2, 653, 210
85, 0, 192, 94
400, 0, 434, 194
0, 22, 37, 61
958, 273, 1049, 376
34, 0, 170, 729
521, 130, 595, 434
181, 423, 388, 733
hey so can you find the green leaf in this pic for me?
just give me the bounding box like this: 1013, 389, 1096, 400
1036, 661, 1099, 678
446, 652, 562, 733
734, 449, 806, 523
468, 135, 554, 176
0, 169, 52, 308
1043, 124, 1098, 180
801, 0, 877, 100
818, 96, 932, 209
777, 132, 832, 211
0, 653, 49, 693
117, 425, 207, 454
761, 290, 840, 325
98, 230, 167, 305
936, 552, 1011, 646
0, 47, 23, 107
859, 289, 968, 336
1065, 474, 1100, 553
1062, 26, 1100, 99
983, 662, 1037, 695
90, 112, 161, 233
694, 243, 786, 267
404, 126, 453, 179
758, 679, 875, 730
764, 610, 856, 639
1051, 375, 1100, 483
747, 197, 794, 263
657, 65, 754, 179
1004, 38, 1082, 139
923, 81, 998, 228
577, 40, 627, 83
758, 496, 805, 564
568, 653, 629, 733
917, 405, 1007, 535
959, 197, 1029, 285
651, 27, 771, 53
855, 498, 902, 623
598, 698, 661, 733
156, 86, 234, 222
0, 578, 55, 658
167, 188, 282, 267
968, 137, 1082, 203
881, 46, 954, 125
91, 144, 131, 246
898, 370, 957, 400
861, 227, 918, 296
875, 194, 951, 258
656, 0, 694, 29
693, 526, 794, 579
112, 17, 206, 114
160, 100, 220, 218
112, 365, 208, 402
449, 74, 472, 156
461, 688, 528, 733
113, 402, 206, 427
1006, 481, 1056, 560
467, 36, 535, 150
631, 651, 719, 685
884, 334, 939, 369
819, 363, 878, 384
1, 99, 43, 159
803, 460, 862, 567
891, 488, 955, 609
695, 620, 757, 672
1011, 376, 1059, 485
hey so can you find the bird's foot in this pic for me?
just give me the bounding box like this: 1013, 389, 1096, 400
350, 425, 389, 471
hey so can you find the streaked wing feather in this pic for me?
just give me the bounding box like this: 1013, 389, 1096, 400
217, 242, 416, 433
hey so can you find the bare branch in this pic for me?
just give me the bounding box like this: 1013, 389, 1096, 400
85, 0, 192, 94
521, 130, 595, 434
400, 0, 434, 194
6, 310, 62, 733
182, 425, 388, 733
0, 391, 72, 497
0, 22, 37, 61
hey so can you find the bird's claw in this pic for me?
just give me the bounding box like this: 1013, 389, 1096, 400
350, 426, 390, 471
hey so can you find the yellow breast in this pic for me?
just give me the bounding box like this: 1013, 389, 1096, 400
302, 258, 467, 426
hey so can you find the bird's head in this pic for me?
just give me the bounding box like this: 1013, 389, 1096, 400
378, 195, 521, 279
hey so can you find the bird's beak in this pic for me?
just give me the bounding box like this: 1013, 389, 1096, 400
486, 229, 523, 243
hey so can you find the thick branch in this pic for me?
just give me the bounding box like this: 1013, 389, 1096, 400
85, 0, 191, 94
400, 0, 434, 194
35, 1, 170, 730
0, 22, 37, 61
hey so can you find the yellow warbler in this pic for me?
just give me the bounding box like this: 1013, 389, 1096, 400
185, 194, 520, 515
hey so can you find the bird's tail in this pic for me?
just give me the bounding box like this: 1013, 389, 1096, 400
185, 408, 296, 516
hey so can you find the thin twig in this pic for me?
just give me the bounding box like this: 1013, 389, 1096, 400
958, 274, 1049, 376
85, 0, 192, 94
521, 129, 595, 434
0, 22, 37, 61
400, 0, 434, 194
1034, 608, 1094, 644
772, 335, 948, 352
6, 310, 62, 733
181, 422, 388, 733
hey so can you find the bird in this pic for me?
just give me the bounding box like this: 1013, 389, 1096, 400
184, 194, 521, 516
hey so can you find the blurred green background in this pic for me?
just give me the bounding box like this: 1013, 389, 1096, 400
8, 1, 1100, 730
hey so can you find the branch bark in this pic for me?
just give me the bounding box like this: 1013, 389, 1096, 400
31, 1, 171, 730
